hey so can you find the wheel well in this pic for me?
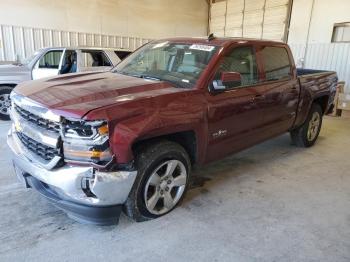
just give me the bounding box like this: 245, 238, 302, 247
132, 131, 197, 164
313, 96, 329, 114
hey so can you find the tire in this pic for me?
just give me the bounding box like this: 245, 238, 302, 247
0, 86, 13, 120
290, 103, 323, 147
124, 140, 191, 222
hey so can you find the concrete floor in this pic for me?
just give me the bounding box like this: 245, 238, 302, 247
0, 115, 350, 262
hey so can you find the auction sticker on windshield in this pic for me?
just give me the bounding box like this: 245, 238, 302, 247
189, 44, 215, 52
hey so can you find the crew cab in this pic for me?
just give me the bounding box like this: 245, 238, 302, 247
0, 47, 131, 120
7, 37, 337, 225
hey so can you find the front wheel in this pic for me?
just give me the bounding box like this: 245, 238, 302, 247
0, 86, 13, 120
290, 103, 323, 147
123, 140, 191, 222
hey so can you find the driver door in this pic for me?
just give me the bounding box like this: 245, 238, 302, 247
32, 49, 64, 80
205, 45, 267, 162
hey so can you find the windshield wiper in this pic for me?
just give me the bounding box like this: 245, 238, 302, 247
142, 75, 189, 89
139, 75, 161, 81
115, 71, 161, 81
115, 71, 189, 88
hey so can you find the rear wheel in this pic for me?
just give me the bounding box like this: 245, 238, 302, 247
124, 140, 191, 222
290, 103, 323, 147
0, 86, 13, 120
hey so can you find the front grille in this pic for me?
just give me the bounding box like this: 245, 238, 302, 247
17, 132, 60, 161
14, 105, 60, 133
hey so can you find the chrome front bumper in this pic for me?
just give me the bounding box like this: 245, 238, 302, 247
7, 125, 137, 207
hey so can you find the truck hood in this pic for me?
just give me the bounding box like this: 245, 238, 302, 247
14, 71, 184, 119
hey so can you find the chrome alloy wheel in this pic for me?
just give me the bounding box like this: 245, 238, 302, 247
307, 112, 321, 141
144, 160, 187, 215
0, 94, 11, 116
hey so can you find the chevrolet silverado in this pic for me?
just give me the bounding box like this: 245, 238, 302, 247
7, 37, 337, 225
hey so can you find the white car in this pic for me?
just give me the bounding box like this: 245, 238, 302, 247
0, 47, 131, 119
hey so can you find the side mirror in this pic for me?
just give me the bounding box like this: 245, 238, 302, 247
212, 71, 242, 91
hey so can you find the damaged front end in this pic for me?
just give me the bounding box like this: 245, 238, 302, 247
7, 92, 137, 225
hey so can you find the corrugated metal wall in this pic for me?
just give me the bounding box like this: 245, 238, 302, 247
0, 24, 152, 62
289, 43, 350, 92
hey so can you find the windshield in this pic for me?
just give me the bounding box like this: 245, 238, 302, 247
114, 41, 219, 88
20, 50, 41, 65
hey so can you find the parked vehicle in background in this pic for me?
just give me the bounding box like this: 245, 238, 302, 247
0, 47, 131, 120
8, 37, 337, 225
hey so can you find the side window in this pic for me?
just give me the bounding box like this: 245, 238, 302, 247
216, 46, 258, 88
38, 50, 63, 69
81, 50, 112, 67
261, 46, 291, 81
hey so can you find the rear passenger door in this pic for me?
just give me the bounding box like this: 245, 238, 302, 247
78, 50, 113, 72
257, 45, 300, 136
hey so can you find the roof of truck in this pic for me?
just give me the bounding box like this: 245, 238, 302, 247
152, 36, 286, 47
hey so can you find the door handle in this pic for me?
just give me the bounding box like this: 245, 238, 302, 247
251, 94, 265, 102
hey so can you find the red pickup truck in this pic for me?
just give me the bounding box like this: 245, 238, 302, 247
8, 37, 337, 225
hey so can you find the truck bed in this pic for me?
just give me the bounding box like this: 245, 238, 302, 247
297, 68, 336, 77
297, 68, 338, 87
296, 68, 338, 119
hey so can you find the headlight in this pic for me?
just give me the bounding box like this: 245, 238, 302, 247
65, 119, 107, 139
62, 119, 113, 164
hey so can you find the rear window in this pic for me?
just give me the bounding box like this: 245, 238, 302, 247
261, 46, 291, 81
